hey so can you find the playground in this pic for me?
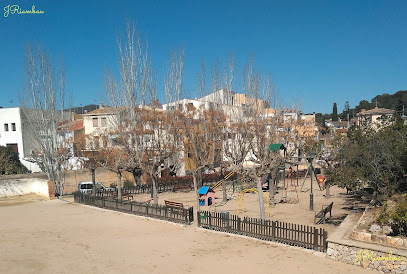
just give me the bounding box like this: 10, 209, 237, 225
134, 174, 366, 235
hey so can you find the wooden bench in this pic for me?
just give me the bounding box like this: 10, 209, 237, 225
164, 200, 184, 209
314, 202, 333, 224
113, 191, 134, 201
173, 183, 192, 192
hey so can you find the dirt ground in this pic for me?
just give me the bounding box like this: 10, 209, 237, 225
1, 169, 368, 236
134, 179, 368, 235
0, 195, 373, 274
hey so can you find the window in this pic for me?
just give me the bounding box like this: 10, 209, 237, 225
4, 123, 8, 132
6, 144, 18, 154
11, 123, 16, 131
101, 117, 107, 127
92, 117, 98, 127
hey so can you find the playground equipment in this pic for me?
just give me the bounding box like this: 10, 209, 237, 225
279, 166, 299, 204
145, 198, 154, 205
237, 188, 270, 216
209, 179, 246, 210
300, 161, 321, 192
198, 186, 215, 206
211, 171, 235, 190
317, 176, 326, 190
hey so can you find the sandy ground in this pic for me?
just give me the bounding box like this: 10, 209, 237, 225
133, 180, 368, 235
0, 195, 373, 274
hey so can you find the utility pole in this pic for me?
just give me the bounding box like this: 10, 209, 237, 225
308, 151, 315, 211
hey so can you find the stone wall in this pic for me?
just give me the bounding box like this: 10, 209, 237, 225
352, 231, 407, 250
328, 242, 407, 273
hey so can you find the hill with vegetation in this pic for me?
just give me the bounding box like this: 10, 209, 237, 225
315, 90, 407, 125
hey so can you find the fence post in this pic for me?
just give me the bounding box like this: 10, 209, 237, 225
208, 212, 212, 229
313, 227, 319, 251
189, 207, 194, 223
197, 211, 201, 227
323, 229, 328, 252
237, 217, 241, 235
146, 204, 149, 215
272, 221, 276, 241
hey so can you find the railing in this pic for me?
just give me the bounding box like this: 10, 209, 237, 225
74, 193, 194, 225
197, 211, 327, 252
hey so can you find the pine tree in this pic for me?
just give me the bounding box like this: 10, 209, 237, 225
332, 102, 338, 121
343, 101, 350, 120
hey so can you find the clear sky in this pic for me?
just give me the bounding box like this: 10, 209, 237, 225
1, 0, 406, 114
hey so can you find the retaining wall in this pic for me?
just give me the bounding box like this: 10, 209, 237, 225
0, 178, 53, 199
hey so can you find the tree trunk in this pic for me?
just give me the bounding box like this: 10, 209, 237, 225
268, 171, 275, 207
131, 168, 142, 186
152, 175, 158, 205
193, 172, 200, 212
325, 180, 330, 198
91, 168, 96, 197
222, 177, 227, 202
197, 169, 203, 188
117, 171, 122, 202
257, 176, 266, 220
134, 175, 141, 186
60, 171, 65, 199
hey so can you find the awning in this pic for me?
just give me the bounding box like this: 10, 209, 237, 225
269, 143, 285, 151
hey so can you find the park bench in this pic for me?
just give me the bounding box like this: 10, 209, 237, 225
314, 202, 333, 224
113, 191, 134, 201
164, 200, 184, 209
173, 183, 192, 192
164, 200, 186, 216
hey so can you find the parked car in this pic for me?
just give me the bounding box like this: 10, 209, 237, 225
78, 182, 113, 194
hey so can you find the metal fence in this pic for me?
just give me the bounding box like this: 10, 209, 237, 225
197, 211, 327, 252
74, 193, 194, 225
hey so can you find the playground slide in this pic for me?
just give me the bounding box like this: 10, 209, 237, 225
211, 171, 234, 190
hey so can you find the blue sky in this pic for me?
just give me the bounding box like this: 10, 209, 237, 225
1, 0, 406, 114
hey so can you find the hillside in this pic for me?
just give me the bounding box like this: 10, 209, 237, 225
315, 90, 407, 125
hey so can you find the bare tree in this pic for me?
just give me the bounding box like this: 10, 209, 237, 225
197, 59, 206, 98
139, 105, 182, 205
20, 43, 71, 197
179, 105, 226, 211
165, 48, 185, 103
104, 21, 154, 197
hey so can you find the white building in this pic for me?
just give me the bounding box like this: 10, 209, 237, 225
0, 108, 41, 172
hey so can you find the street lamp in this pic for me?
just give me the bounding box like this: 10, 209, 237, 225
307, 151, 316, 211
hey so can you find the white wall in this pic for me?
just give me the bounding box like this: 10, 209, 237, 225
0, 107, 24, 157
0, 178, 50, 198
0, 108, 42, 172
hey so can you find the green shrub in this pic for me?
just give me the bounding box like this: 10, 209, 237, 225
0, 146, 28, 174
376, 203, 391, 225
123, 180, 135, 189
391, 194, 407, 236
